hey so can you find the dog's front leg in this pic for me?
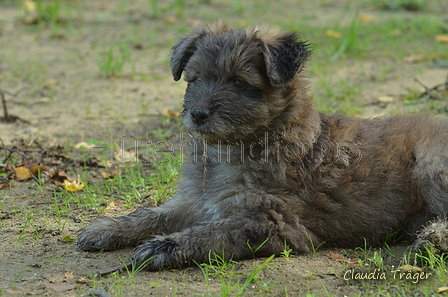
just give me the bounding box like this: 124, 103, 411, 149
131, 214, 286, 270
77, 196, 198, 251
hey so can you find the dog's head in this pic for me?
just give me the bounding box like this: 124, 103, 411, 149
170, 22, 311, 143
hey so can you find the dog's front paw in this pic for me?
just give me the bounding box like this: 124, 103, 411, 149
132, 238, 185, 270
412, 218, 448, 254
77, 217, 127, 251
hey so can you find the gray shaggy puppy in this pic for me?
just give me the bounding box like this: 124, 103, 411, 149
77, 23, 448, 270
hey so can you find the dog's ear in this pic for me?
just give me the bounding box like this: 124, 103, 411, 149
262, 33, 311, 88
170, 34, 200, 81
170, 22, 231, 81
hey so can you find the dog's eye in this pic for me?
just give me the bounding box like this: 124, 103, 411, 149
185, 75, 200, 83
234, 79, 247, 89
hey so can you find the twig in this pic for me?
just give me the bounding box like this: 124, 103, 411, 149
0, 89, 8, 121
445, 72, 448, 90
96, 261, 133, 277
416, 73, 448, 100
0, 87, 30, 124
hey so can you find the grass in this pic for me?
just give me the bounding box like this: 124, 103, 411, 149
97, 42, 136, 78
198, 252, 275, 296
1, 0, 447, 296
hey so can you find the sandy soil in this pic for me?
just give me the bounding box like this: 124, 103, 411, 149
1, 0, 447, 296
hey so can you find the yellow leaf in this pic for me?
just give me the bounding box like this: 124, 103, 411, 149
15, 166, 32, 180
64, 179, 85, 191
238, 19, 249, 27
435, 34, 448, 44
73, 141, 95, 150
397, 265, 422, 272
360, 15, 374, 24
23, 0, 36, 13
377, 95, 395, 103
325, 30, 342, 39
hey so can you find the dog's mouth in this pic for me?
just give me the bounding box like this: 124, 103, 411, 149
182, 110, 242, 143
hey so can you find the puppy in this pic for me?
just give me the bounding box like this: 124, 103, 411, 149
77, 22, 448, 270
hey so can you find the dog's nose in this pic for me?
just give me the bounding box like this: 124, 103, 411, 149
190, 107, 211, 125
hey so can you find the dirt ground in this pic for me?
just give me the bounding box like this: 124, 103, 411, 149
1, 0, 448, 296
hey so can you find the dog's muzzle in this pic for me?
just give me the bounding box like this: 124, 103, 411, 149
190, 107, 211, 126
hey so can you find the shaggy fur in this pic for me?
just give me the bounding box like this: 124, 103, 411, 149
77, 23, 448, 270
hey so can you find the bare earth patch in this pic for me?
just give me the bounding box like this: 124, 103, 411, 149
1, 0, 447, 296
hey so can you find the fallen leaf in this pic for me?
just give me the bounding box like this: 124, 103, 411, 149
105, 201, 122, 211
73, 141, 95, 150
46, 282, 75, 292
23, 0, 36, 13
325, 30, 342, 39
58, 170, 70, 180
64, 179, 85, 191
15, 166, 32, 180
324, 252, 359, 264
98, 170, 115, 179
39, 167, 58, 183
160, 109, 179, 118
238, 19, 250, 27
435, 34, 448, 44
397, 264, 422, 272
60, 235, 76, 242
437, 287, 448, 294
114, 149, 136, 163
30, 165, 48, 176
391, 30, 401, 36
377, 95, 395, 103
360, 15, 374, 24
162, 16, 177, 24
405, 54, 426, 63
0, 181, 9, 190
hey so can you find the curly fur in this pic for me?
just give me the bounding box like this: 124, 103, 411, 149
77, 23, 448, 270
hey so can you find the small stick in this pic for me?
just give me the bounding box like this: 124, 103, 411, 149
445, 72, 448, 90
416, 74, 448, 100
96, 261, 133, 277
0, 89, 8, 121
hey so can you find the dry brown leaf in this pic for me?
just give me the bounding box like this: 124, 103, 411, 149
99, 170, 113, 179
58, 170, 69, 179
324, 252, 359, 264
435, 34, 448, 44
105, 201, 119, 211
405, 54, 426, 63
0, 181, 9, 190
39, 167, 58, 183
99, 169, 120, 179
30, 165, 48, 176
114, 150, 136, 163
160, 109, 179, 118
15, 166, 32, 180
162, 16, 177, 24
437, 287, 448, 294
